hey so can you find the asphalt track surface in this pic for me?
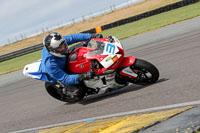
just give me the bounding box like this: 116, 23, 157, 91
0, 17, 200, 133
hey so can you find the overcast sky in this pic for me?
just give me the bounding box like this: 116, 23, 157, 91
0, 0, 141, 46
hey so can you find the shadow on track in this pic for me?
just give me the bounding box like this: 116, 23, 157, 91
65, 78, 169, 105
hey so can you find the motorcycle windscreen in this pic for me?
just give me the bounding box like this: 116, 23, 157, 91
87, 40, 105, 55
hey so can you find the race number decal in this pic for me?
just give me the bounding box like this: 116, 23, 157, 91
100, 42, 120, 68
106, 43, 115, 54
103, 43, 119, 55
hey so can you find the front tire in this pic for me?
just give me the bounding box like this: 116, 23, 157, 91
130, 59, 159, 85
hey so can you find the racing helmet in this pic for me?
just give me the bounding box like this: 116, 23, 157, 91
43, 32, 68, 57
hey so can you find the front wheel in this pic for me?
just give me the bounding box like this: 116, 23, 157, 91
130, 59, 159, 85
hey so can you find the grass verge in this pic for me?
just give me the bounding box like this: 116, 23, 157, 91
0, 2, 200, 75
0, 50, 41, 75
101, 2, 200, 39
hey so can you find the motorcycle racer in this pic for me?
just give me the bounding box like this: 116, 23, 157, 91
23, 35, 159, 103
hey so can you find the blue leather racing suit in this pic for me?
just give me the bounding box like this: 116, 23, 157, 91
41, 33, 91, 85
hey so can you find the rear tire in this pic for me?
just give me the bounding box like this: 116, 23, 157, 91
130, 59, 159, 85
45, 82, 85, 103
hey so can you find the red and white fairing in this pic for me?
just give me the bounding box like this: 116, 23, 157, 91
67, 36, 137, 93
68, 36, 127, 74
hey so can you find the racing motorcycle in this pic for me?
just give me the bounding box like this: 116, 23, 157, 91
23, 36, 159, 103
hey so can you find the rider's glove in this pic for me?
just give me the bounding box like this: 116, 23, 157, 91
107, 36, 114, 43
91, 34, 103, 39
78, 71, 93, 82
82, 41, 89, 47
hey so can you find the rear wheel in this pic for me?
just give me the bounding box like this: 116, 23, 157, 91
45, 82, 85, 103
130, 59, 159, 85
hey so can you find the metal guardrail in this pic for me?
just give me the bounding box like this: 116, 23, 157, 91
0, 0, 199, 62
0, 43, 43, 62
82, 0, 200, 32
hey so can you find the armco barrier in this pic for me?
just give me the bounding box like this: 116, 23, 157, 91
82, 0, 200, 32
99, 0, 200, 30
0, 0, 199, 62
0, 43, 43, 62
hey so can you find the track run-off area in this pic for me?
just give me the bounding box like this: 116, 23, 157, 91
0, 16, 200, 133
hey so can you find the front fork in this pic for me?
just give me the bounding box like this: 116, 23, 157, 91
119, 66, 138, 79
118, 59, 149, 84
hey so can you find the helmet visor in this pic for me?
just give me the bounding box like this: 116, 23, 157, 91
55, 40, 68, 55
